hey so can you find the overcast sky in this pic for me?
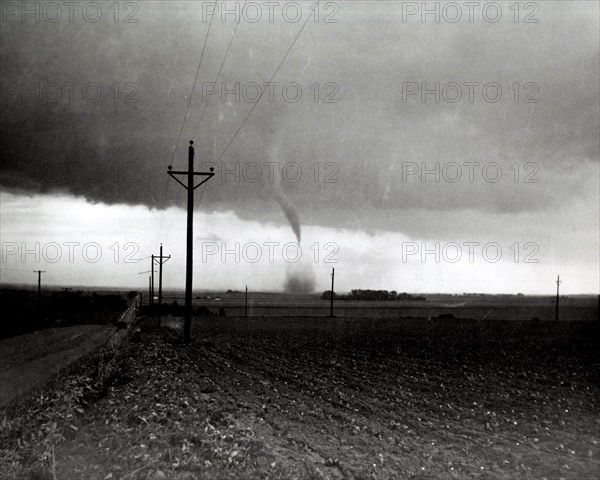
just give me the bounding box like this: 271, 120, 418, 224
1, 1, 598, 294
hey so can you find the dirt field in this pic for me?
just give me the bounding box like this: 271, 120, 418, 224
4, 315, 596, 480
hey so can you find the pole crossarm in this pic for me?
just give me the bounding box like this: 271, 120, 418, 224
168, 168, 214, 190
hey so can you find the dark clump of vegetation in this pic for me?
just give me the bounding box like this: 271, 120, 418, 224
0, 287, 129, 340
47, 291, 126, 312
322, 289, 426, 301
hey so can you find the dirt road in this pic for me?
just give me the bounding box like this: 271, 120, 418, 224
0, 325, 116, 405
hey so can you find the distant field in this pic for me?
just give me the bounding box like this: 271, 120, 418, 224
158, 292, 599, 322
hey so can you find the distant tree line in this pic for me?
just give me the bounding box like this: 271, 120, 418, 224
0, 288, 130, 339
321, 290, 426, 301
48, 291, 127, 312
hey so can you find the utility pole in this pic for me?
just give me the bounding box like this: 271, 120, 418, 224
329, 268, 335, 317
245, 285, 248, 317
153, 243, 171, 325
33, 270, 45, 302
555, 275, 561, 321
139, 270, 156, 306
168, 140, 215, 343
151, 255, 155, 306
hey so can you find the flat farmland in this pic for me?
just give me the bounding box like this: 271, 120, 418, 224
163, 293, 599, 322
30, 314, 600, 480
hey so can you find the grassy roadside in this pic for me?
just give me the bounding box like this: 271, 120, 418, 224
0, 329, 131, 480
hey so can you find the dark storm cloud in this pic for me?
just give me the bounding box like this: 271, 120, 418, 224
1, 1, 598, 234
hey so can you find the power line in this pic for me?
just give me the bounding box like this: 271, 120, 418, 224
193, 168, 210, 210
156, 174, 172, 245
158, 2, 218, 245
214, 0, 319, 164
170, 3, 217, 169
167, 180, 209, 255
192, 3, 245, 141
190, 10, 244, 217
161, 1, 316, 252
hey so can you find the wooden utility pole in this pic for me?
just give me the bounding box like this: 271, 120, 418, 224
245, 285, 248, 317
555, 275, 561, 321
139, 269, 156, 306
150, 255, 155, 306
33, 270, 45, 302
329, 268, 335, 317
154, 243, 171, 325
168, 140, 215, 343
